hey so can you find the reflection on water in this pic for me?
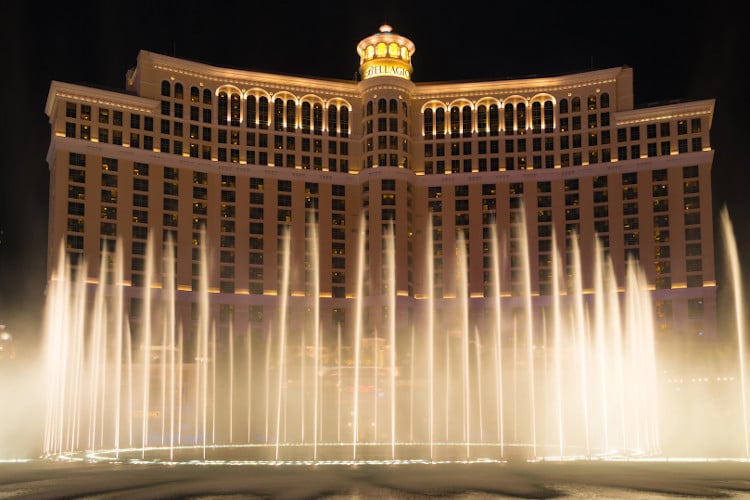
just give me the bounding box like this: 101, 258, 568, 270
1, 460, 750, 499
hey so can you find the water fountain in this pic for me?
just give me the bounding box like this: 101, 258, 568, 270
32, 207, 748, 466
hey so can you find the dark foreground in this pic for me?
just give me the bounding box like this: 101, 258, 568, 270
1, 460, 750, 499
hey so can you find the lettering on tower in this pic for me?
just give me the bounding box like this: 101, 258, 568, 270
364, 63, 411, 80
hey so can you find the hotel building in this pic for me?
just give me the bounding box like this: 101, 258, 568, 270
44, 25, 717, 345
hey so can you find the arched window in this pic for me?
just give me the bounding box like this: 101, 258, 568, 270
313, 103, 323, 135
543, 101, 554, 132
559, 98, 568, 114
462, 105, 472, 137
174, 83, 184, 100
424, 108, 434, 137
389, 98, 398, 113
588, 95, 597, 110
402, 101, 408, 115
572, 97, 581, 113
301, 102, 311, 132
450, 107, 460, 137
230, 94, 240, 126
161, 80, 171, 97
504, 104, 514, 134
190, 86, 199, 102
286, 100, 296, 131
246, 96, 256, 128
600, 93, 610, 108
489, 104, 499, 136
328, 105, 337, 136
340, 107, 349, 137
274, 98, 284, 131
366, 101, 373, 116
378, 98, 387, 113
477, 105, 487, 136
203, 89, 212, 105
435, 108, 445, 138
516, 103, 526, 131
218, 92, 228, 125
531, 102, 542, 133
258, 97, 269, 129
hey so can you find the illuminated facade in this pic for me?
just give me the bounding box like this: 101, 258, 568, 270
45, 25, 717, 342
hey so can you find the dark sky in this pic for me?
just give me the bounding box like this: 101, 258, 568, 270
0, 1, 744, 339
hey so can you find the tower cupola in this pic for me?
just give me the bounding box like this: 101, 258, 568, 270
356, 24, 415, 81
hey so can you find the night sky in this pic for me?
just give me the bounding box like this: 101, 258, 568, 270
0, 1, 744, 342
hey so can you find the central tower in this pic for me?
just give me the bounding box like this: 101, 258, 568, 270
356, 25, 417, 335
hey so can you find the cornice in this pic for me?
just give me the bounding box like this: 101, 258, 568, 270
46, 81, 157, 118
615, 99, 716, 126
141, 51, 361, 98
411, 67, 627, 100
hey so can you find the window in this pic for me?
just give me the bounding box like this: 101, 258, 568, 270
685, 227, 701, 241
230, 94, 240, 126
68, 168, 85, 184
313, 103, 323, 134
543, 102, 554, 132
69, 152, 86, 166
274, 99, 284, 131
688, 298, 704, 318
587, 95, 597, 111
683, 165, 699, 178
571, 97, 580, 113
132, 177, 148, 192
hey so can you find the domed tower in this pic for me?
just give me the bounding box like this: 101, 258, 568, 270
357, 24, 415, 83
356, 24, 416, 171
355, 25, 417, 336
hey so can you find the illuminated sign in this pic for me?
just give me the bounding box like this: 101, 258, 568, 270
363, 63, 411, 80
